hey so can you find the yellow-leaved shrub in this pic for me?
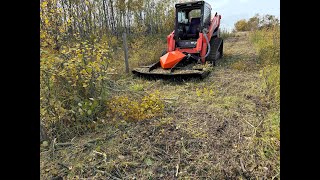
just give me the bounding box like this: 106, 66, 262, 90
40, 38, 113, 139
108, 91, 164, 122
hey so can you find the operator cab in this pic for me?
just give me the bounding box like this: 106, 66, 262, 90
175, 1, 212, 48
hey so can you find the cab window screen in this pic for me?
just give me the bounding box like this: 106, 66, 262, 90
178, 11, 188, 23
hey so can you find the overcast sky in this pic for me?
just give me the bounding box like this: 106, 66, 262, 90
206, 0, 280, 31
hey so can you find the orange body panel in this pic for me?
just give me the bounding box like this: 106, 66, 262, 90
167, 31, 175, 52
160, 50, 186, 69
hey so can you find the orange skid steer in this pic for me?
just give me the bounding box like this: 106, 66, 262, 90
132, 0, 223, 79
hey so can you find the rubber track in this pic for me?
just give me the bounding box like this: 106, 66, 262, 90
209, 37, 223, 64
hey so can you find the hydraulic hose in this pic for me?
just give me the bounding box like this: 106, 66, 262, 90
203, 30, 211, 58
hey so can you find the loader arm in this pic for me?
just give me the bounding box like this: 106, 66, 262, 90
167, 31, 175, 52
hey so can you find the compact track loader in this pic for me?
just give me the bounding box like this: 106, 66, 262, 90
132, 1, 223, 79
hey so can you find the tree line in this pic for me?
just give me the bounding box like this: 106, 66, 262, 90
40, 0, 181, 50
234, 14, 280, 32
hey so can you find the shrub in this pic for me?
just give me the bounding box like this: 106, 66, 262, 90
250, 26, 280, 66
108, 91, 164, 122
40, 32, 168, 140
40, 38, 113, 139
231, 61, 247, 71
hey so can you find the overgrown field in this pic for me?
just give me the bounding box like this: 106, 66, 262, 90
40, 27, 280, 179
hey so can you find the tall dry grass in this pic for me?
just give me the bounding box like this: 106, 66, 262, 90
250, 26, 280, 104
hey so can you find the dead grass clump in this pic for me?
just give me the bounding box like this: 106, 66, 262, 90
230, 60, 247, 71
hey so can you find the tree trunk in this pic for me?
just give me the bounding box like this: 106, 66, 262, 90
40, 122, 48, 142
109, 0, 116, 34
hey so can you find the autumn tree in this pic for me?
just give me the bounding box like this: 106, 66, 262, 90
247, 14, 260, 31
234, 19, 248, 31
234, 14, 279, 32
259, 14, 280, 29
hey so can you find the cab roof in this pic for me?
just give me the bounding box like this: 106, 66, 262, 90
175, 1, 211, 9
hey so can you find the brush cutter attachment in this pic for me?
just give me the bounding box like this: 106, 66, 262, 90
132, 51, 212, 79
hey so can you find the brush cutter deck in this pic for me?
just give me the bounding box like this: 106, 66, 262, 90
132, 57, 213, 79
132, 68, 210, 79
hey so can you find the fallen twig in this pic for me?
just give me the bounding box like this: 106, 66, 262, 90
58, 162, 70, 170
51, 138, 57, 157
70, 137, 76, 142
271, 172, 280, 180
93, 150, 106, 158
95, 169, 122, 180
256, 119, 264, 128
105, 86, 127, 92
86, 138, 105, 144
55, 142, 73, 147
161, 97, 179, 100
175, 153, 180, 177
243, 119, 255, 128
253, 119, 264, 136
240, 158, 247, 172
175, 164, 179, 177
